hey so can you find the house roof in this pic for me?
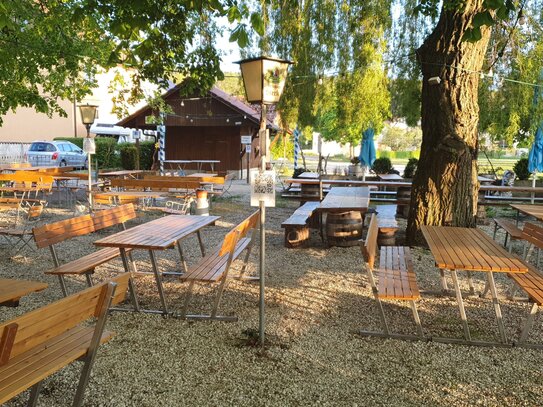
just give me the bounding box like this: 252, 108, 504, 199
117, 84, 279, 131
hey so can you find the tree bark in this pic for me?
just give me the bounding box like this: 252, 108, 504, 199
406, 1, 491, 245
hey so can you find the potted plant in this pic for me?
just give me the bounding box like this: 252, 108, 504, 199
348, 157, 363, 176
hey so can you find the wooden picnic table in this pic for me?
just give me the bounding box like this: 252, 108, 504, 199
377, 173, 404, 181
164, 160, 220, 173
0, 278, 47, 307
421, 225, 527, 345
298, 172, 320, 179
94, 215, 219, 315
510, 204, 543, 223
99, 170, 147, 179
318, 187, 370, 213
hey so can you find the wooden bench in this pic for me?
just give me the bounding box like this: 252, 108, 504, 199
178, 210, 260, 321
33, 204, 137, 296
359, 213, 423, 340
492, 218, 523, 252
281, 202, 321, 248
110, 178, 201, 192
505, 222, 543, 347
374, 204, 399, 246
0, 274, 130, 407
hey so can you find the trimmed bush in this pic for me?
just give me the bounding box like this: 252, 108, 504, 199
371, 157, 394, 174
54, 136, 120, 169
403, 158, 418, 178
118, 143, 138, 170
139, 141, 156, 170
513, 157, 530, 180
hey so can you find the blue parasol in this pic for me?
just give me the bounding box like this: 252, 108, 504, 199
358, 128, 376, 180
528, 69, 543, 202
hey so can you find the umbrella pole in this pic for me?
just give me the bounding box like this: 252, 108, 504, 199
532, 172, 537, 204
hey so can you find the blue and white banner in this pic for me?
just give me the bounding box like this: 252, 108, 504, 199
293, 127, 301, 170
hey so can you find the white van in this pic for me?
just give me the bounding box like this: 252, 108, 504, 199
90, 123, 155, 143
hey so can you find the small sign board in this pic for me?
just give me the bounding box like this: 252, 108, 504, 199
83, 138, 96, 154
246, 144, 252, 153
250, 170, 275, 207
241, 135, 252, 144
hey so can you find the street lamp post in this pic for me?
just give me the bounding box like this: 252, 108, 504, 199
236, 56, 293, 346
79, 104, 98, 211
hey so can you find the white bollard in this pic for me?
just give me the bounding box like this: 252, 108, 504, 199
194, 189, 209, 216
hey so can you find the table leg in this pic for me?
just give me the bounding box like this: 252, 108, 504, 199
148, 250, 169, 315
487, 272, 507, 343
197, 230, 206, 257
451, 269, 471, 341
120, 248, 140, 312
176, 240, 188, 273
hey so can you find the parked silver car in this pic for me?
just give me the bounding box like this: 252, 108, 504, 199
26, 141, 87, 168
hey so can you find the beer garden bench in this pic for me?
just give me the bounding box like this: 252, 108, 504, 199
0, 274, 130, 407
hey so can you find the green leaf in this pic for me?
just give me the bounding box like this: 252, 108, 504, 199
473, 10, 494, 27
483, 0, 503, 10
250, 12, 265, 36
496, 5, 510, 20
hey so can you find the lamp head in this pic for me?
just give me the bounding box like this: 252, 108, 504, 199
235, 56, 294, 104
78, 104, 98, 126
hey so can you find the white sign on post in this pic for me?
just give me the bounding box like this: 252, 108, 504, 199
246, 144, 252, 153
241, 135, 252, 144
250, 170, 275, 207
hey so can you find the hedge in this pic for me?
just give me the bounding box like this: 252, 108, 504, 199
54, 137, 156, 170
378, 150, 420, 160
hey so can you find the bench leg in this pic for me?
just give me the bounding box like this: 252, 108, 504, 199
120, 248, 140, 312
451, 269, 471, 342
519, 303, 539, 344
28, 380, 43, 407
85, 271, 94, 287
239, 240, 256, 279
72, 283, 116, 407
58, 275, 68, 297
176, 241, 188, 273
180, 280, 195, 318
211, 277, 228, 319
365, 267, 389, 335
493, 223, 498, 240
410, 300, 424, 337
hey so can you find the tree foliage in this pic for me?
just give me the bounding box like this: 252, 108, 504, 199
0, 0, 261, 124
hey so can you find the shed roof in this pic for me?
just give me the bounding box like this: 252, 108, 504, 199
117, 84, 279, 131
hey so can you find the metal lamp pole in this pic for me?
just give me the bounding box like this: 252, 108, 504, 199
259, 104, 267, 346
79, 104, 97, 211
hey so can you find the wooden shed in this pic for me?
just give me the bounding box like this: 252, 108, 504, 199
117, 85, 278, 175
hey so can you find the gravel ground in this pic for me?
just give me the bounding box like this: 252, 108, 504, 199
2, 184, 543, 406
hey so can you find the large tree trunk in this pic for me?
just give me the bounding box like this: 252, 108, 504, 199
406, 1, 491, 245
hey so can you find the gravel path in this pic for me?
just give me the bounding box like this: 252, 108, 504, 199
1, 185, 543, 406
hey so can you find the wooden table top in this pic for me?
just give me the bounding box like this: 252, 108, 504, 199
285, 179, 413, 188
0, 278, 48, 305
319, 187, 370, 212
377, 173, 404, 181
421, 225, 528, 273
189, 173, 218, 177
100, 170, 146, 177
510, 204, 543, 221
94, 191, 169, 198
298, 172, 320, 179
94, 215, 219, 250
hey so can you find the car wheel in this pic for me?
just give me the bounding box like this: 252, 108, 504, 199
59, 160, 67, 167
